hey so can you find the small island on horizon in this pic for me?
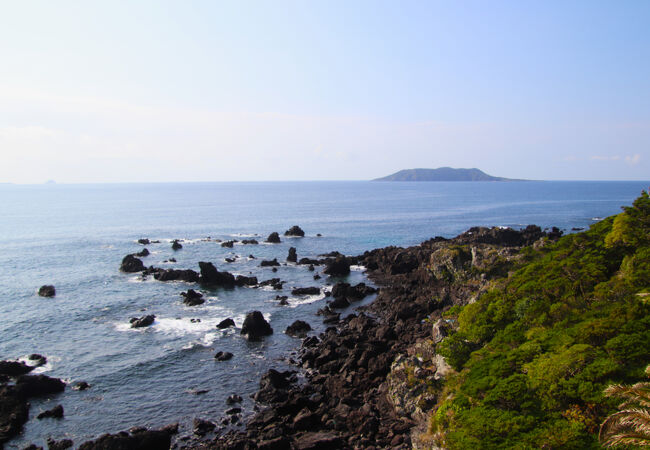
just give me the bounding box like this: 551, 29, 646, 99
373, 167, 525, 182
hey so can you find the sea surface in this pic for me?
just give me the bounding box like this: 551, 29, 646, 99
0, 180, 647, 447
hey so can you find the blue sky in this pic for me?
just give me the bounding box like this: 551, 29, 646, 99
0, 1, 648, 182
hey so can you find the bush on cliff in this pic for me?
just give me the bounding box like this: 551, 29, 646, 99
432, 192, 650, 449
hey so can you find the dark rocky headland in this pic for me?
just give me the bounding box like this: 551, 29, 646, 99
190, 225, 560, 449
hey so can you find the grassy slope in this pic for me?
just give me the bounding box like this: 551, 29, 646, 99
430, 192, 650, 449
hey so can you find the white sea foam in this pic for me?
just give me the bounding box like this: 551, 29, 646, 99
286, 293, 325, 308
127, 275, 155, 283
350, 265, 366, 272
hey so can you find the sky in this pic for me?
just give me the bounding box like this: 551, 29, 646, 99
0, 0, 648, 183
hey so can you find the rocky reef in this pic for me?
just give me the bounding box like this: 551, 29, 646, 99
200, 225, 557, 449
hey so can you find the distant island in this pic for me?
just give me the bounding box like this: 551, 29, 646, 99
373, 167, 523, 182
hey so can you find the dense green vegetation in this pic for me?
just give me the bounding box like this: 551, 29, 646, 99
433, 192, 650, 449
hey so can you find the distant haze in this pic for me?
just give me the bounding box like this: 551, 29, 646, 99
0, 1, 648, 183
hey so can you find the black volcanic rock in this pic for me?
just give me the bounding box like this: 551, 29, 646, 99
242, 239, 259, 245
72, 381, 90, 391
285, 320, 311, 337
214, 351, 233, 361
0, 385, 29, 446
28, 354, 47, 367
78, 429, 171, 450
260, 278, 284, 290
260, 258, 280, 267
331, 282, 377, 301
287, 247, 297, 263
216, 318, 236, 329
265, 232, 281, 243
135, 248, 150, 257
193, 418, 216, 436
181, 289, 204, 306
284, 225, 305, 237
291, 287, 320, 296
37, 404, 63, 419
120, 255, 145, 273
15, 374, 65, 398
235, 275, 258, 286
241, 311, 273, 341
0, 360, 34, 376
130, 315, 155, 328
137, 238, 150, 245
323, 256, 350, 276
46, 438, 73, 450
221, 240, 236, 248
171, 239, 182, 250
151, 268, 199, 282
198, 261, 235, 286
38, 285, 56, 297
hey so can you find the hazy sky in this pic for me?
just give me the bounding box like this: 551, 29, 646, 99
1, 1, 648, 183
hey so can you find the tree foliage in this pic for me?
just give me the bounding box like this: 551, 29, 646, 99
433, 192, 650, 448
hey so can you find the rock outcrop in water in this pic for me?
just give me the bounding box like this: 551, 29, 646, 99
323, 256, 351, 276
241, 311, 273, 341
78, 427, 174, 450
284, 225, 305, 237
181, 289, 204, 306
171, 239, 183, 250
285, 320, 312, 337
287, 246, 297, 263
265, 232, 281, 243
198, 262, 235, 286
208, 225, 560, 449
120, 254, 145, 273
38, 284, 56, 297
216, 318, 235, 329
130, 315, 155, 328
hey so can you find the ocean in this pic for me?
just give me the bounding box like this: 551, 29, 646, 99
0, 180, 646, 447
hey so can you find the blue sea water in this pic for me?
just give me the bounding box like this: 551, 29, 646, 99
0, 180, 647, 447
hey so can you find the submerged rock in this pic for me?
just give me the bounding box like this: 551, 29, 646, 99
38, 285, 56, 297
130, 315, 155, 328
241, 311, 273, 341
72, 381, 90, 391
214, 351, 233, 361
284, 225, 305, 237
226, 394, 243, 404
265, 232, 281, 243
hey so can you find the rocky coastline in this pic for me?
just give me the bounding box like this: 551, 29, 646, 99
196, 225, 559, 449
1, 224, 561, 450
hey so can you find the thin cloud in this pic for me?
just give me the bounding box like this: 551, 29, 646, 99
590, 155, 621, 161
624, 154, 641, 165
